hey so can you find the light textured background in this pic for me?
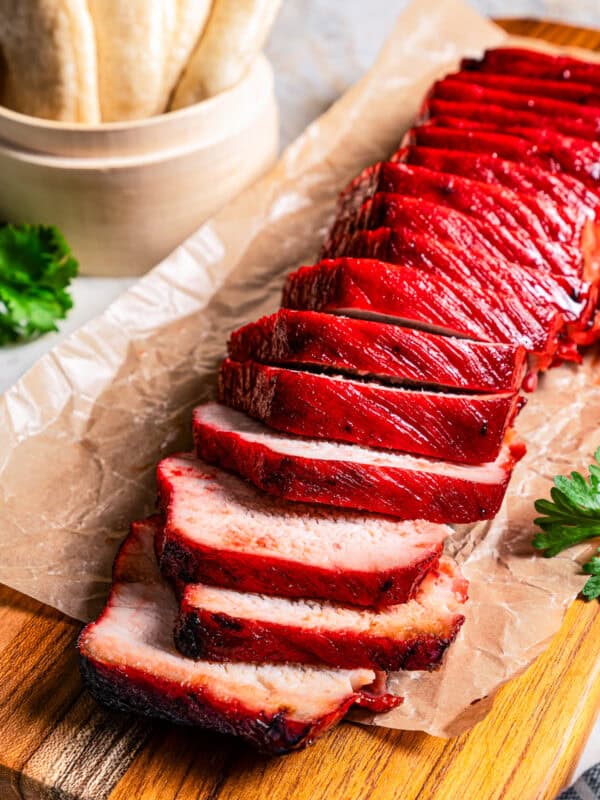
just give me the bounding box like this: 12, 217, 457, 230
1, 0, 599, 787
267, 0, 600, 146
2, 1, 599, 393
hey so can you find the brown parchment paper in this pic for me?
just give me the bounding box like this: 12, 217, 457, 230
2, 0, 600, 737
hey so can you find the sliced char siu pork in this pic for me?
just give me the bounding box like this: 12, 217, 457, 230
322, 164, 596, 338
218, 359, 522, 464
406, 125, 600, 193
393, 148, 600, 296
175, 557, 468, 671
324, 192, 590, 315
84, 43, 600, 751
425, 100, 600, 147
156, 454, 450, 608
193, 403, 525, 523
323, 202, 593, 352
328, 160, 579, 246
395, 147, 600, 228
443, 70, 600, 106
462, 47, 600, 86
329, 230, 588, 361
228, 310, 527, 393
78, 518, 400, 755
429, 77, 600, 128
282, 257, 563, 373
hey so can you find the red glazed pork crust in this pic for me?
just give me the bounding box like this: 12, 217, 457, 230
80, 655, 360, 755
429, 76, 600, 129
218, 358, 523, 464
324, 192, 590, 328
425, 98, 600, 144
326, 190, 587, 295
406, 124, 600, 192
328, 161, 582, 247
394, 146, 600, 230
157, 523, 442, 611
325, 225, 592, 357
462, 47, 600, 86
174, 605, 465, 672
174, 559, 468, 671
228, 309, 527, 393
192, 404, 526, 523
282, 257, 563, 370
445, 70, 600, 105
79, 519, 401, 756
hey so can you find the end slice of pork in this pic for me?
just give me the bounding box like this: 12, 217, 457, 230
176, 557, 468, 671
156, 453, 449, 608
193, 403, 525, 523
78, 518, 401, 755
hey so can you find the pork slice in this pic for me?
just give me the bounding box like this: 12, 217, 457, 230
329, 160, 584, 248
175, 557, 468, 671
218, 359, 522, 464
406, 125, 600, 192
326, 191, 588, 306
327, 218, 594, 355
446, 70, 600, 106
462, 48, 600, 87
228, 309, 527, 393
193, 403, 526, 523
396, 146, 600, 227
395, 146, 600, 298
78, 518, 400, 755
430, 77, 600, 126
426, 100, 599, 146
282, 257, 563, 372
157, 454, 449, 608
281, 256, 561, 370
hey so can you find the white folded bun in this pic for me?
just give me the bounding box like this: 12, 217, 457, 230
162, 1, 213, 108
88, 0, 169, 121
171, 0, 281, 109
88, 0, 211, 121
0, 0, 100, 122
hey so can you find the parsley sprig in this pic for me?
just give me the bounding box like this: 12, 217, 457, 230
533, 448, 600, 600
582, 550, 600, 600
0, 223, 78, 345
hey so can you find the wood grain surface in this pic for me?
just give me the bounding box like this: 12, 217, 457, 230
2, 18, 600, 800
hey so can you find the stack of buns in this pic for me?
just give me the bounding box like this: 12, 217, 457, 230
0, 0, 281, 122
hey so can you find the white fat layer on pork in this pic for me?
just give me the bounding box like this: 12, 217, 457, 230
161, 455, 449, 571
195, 403, 514, 483
184, 557, 466, 638
81, 521, 376, 721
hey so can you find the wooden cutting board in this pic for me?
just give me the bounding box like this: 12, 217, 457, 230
2, 18, 600, 800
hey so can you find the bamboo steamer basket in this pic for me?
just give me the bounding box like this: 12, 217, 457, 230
0, 55, 278, 276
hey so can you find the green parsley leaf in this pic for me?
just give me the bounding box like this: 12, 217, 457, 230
582, 549, 600, 600
0, 224, 78, 345
533, 450, 600, 600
